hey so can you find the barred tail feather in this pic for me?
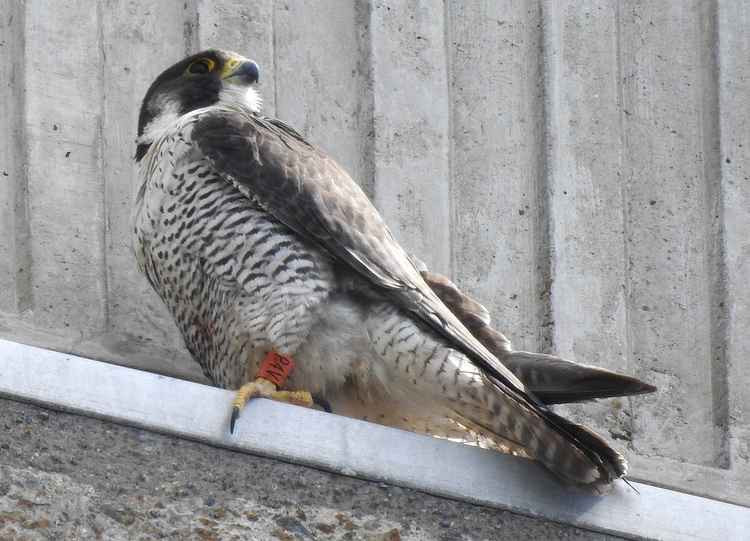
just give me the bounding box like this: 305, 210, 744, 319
451, 389, 627, 487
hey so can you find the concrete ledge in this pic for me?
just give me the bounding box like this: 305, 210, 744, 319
0, 338, 747, 540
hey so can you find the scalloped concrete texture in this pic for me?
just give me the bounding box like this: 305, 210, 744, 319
1, 0, 749, 507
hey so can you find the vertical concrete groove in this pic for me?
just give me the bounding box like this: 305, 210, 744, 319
354, 0, 375, 200
184, 0, 199, 53
271, 3, 279, 121
536, 0, 554, 353
97, 0, 110, 331
614, 0, 638, 452
442, 0, 455, 278
700, 0, 730, 470
14, 2, 32, 314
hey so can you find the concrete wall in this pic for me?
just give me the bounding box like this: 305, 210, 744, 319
0, 0, 747, 504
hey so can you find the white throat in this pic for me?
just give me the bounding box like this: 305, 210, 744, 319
219, 84, 262, 113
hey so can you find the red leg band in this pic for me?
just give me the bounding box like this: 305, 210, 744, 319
257, 352, 295, 387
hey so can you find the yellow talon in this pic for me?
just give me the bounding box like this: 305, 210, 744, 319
231, 377, 276, 411
270, 390, 314, 408
230, 377, 314, 433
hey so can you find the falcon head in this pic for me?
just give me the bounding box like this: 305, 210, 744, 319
136, 49, 260, 159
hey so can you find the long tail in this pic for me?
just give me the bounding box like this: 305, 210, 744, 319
448, 378, 628, 487
421, 269, 656, 404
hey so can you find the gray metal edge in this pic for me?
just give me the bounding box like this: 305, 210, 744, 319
0, 338, 747, 540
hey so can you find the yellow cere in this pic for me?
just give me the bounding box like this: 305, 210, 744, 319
220, 55, 245, 79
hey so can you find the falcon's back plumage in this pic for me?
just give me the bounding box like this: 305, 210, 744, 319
133, 50, 655, 489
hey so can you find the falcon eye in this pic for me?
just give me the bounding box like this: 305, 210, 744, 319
187, 58, 215, 75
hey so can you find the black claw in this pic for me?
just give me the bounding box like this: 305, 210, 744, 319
312, 394, 333, 413
622, 477, 640, 495
230, 406, 240, 434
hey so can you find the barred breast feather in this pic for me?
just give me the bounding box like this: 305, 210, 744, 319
133, 110, 336, 387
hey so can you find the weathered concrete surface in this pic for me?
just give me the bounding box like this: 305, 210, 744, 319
718, 0, 750, 483
1, 0, 749, 505
448, 2, 550, 354
0, 398, 623, 541
371, 0, 452, 275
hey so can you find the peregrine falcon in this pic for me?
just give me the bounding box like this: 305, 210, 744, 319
133, 49, 655, 488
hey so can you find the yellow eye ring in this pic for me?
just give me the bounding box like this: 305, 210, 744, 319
186, 58, 215, 75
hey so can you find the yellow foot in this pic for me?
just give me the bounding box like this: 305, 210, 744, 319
229, 377, 314, 433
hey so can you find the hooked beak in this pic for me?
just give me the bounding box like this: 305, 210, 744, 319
220, 55, 259, 85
